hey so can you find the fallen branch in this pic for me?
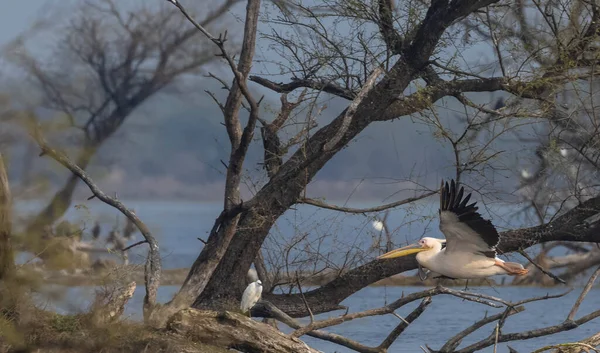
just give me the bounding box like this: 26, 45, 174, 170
457, 311, 600, 353
31, 126, 161, 319
260, 299, 429, 353
290, 285, 504, 338
454, 269, 600, 353
439, 306, 525, 352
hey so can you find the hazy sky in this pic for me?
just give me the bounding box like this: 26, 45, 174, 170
0, 0, 539, 203
0, 1, 48, 46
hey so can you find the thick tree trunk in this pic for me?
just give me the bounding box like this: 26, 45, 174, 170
167, 308, 321, 353
25, 144, 97, 235
192, 62, 416, 310
189, 0, 489, 311
0, 153, 13, 280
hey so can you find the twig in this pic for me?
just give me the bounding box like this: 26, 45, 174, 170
392, 312, 410, 325
518, 249, 566, 284
438, 287, 506, 307
323, 66, 384, 151
122, 240, 148, 252
378, 297, 432, 350
493, 323, 499, 353
440, 306, 524, 352
30, 126, 161, 315
197, 237, 208, 244
512, 289, 573, 306
567, 265, 600, 321
295, 272, 314, 324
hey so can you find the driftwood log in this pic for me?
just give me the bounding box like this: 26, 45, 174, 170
166, 308, 321, 353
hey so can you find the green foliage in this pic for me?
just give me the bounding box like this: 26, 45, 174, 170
0, 316, 24, 348
49, 313, 83, 333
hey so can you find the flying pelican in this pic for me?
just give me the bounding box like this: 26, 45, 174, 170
240, 279, 263, 316
377, 180, 529, 279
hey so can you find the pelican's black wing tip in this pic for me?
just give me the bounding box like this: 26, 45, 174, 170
439, 178, 500, 249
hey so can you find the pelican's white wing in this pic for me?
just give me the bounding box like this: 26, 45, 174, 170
240, 281, 262, 313
438, 180, 500, 258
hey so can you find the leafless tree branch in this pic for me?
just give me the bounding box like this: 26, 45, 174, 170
30, 124, 161, 319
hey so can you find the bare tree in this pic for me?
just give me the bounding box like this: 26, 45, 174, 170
19, 0, 600, 351
3, 0, 241, 236
175, 0, 600, 321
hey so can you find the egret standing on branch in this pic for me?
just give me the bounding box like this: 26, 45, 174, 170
378, 179, 529, 279
240, 279, 263, 316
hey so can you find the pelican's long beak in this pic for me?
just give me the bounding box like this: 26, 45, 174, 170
377, 243, 428, 260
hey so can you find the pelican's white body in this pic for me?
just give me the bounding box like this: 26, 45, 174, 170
240, 280, 263, 313
416, 239, 507, 279
378, 181, 528, 280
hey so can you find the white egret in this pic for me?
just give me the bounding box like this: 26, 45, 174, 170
377, 179, 529, 280
240, 279, 263, 316
560, 147, 568, 157
372, 219, 385, 232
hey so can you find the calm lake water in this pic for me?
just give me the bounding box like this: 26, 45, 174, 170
15, 199, 600, 352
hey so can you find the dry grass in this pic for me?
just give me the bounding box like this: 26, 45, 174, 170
1, 306, 229, 353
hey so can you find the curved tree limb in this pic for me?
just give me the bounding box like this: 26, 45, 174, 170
323, 66, 384, 151
249, 75, 356, 100
30, 125, 161, 320
299, 190, 437, 214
